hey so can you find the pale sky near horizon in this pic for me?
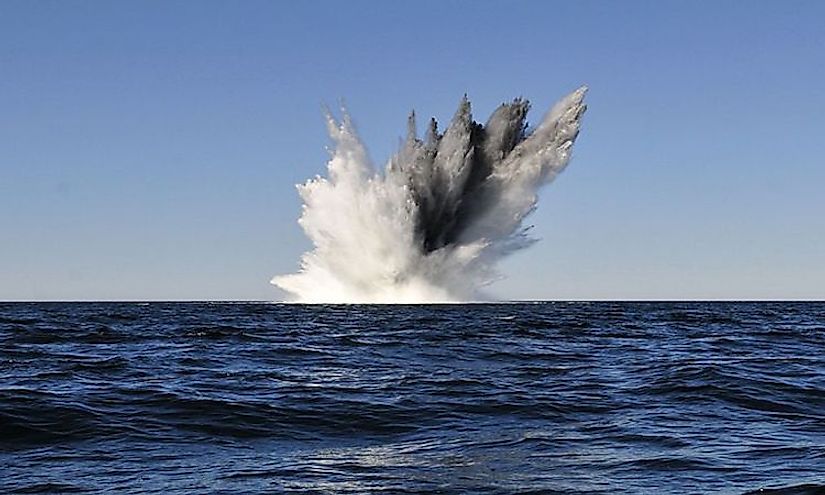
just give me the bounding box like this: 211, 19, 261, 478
1, 1, 824, 301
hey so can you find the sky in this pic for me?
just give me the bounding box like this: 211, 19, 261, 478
1, 0, 824, 301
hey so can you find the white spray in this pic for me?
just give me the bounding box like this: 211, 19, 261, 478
273, 87, 587, 303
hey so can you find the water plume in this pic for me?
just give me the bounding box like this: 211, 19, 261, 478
273, 87, 587, 303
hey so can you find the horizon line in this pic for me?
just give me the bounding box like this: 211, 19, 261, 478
2, 299, 824, 304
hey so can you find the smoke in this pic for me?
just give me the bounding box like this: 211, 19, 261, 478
273, 87, 587, 303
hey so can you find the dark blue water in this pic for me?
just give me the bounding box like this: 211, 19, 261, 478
1, 302, 824, 494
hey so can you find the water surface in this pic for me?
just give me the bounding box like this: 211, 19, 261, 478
2, 302, 824, 493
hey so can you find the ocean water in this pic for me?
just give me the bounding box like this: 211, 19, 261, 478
1, 302, 824, 494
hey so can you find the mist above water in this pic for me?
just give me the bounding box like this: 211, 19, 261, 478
273, 87, 587, 303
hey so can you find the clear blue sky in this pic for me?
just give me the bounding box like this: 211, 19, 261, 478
1, 0, 823, 301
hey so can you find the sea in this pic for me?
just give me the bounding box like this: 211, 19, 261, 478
1, 302, 824, 494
